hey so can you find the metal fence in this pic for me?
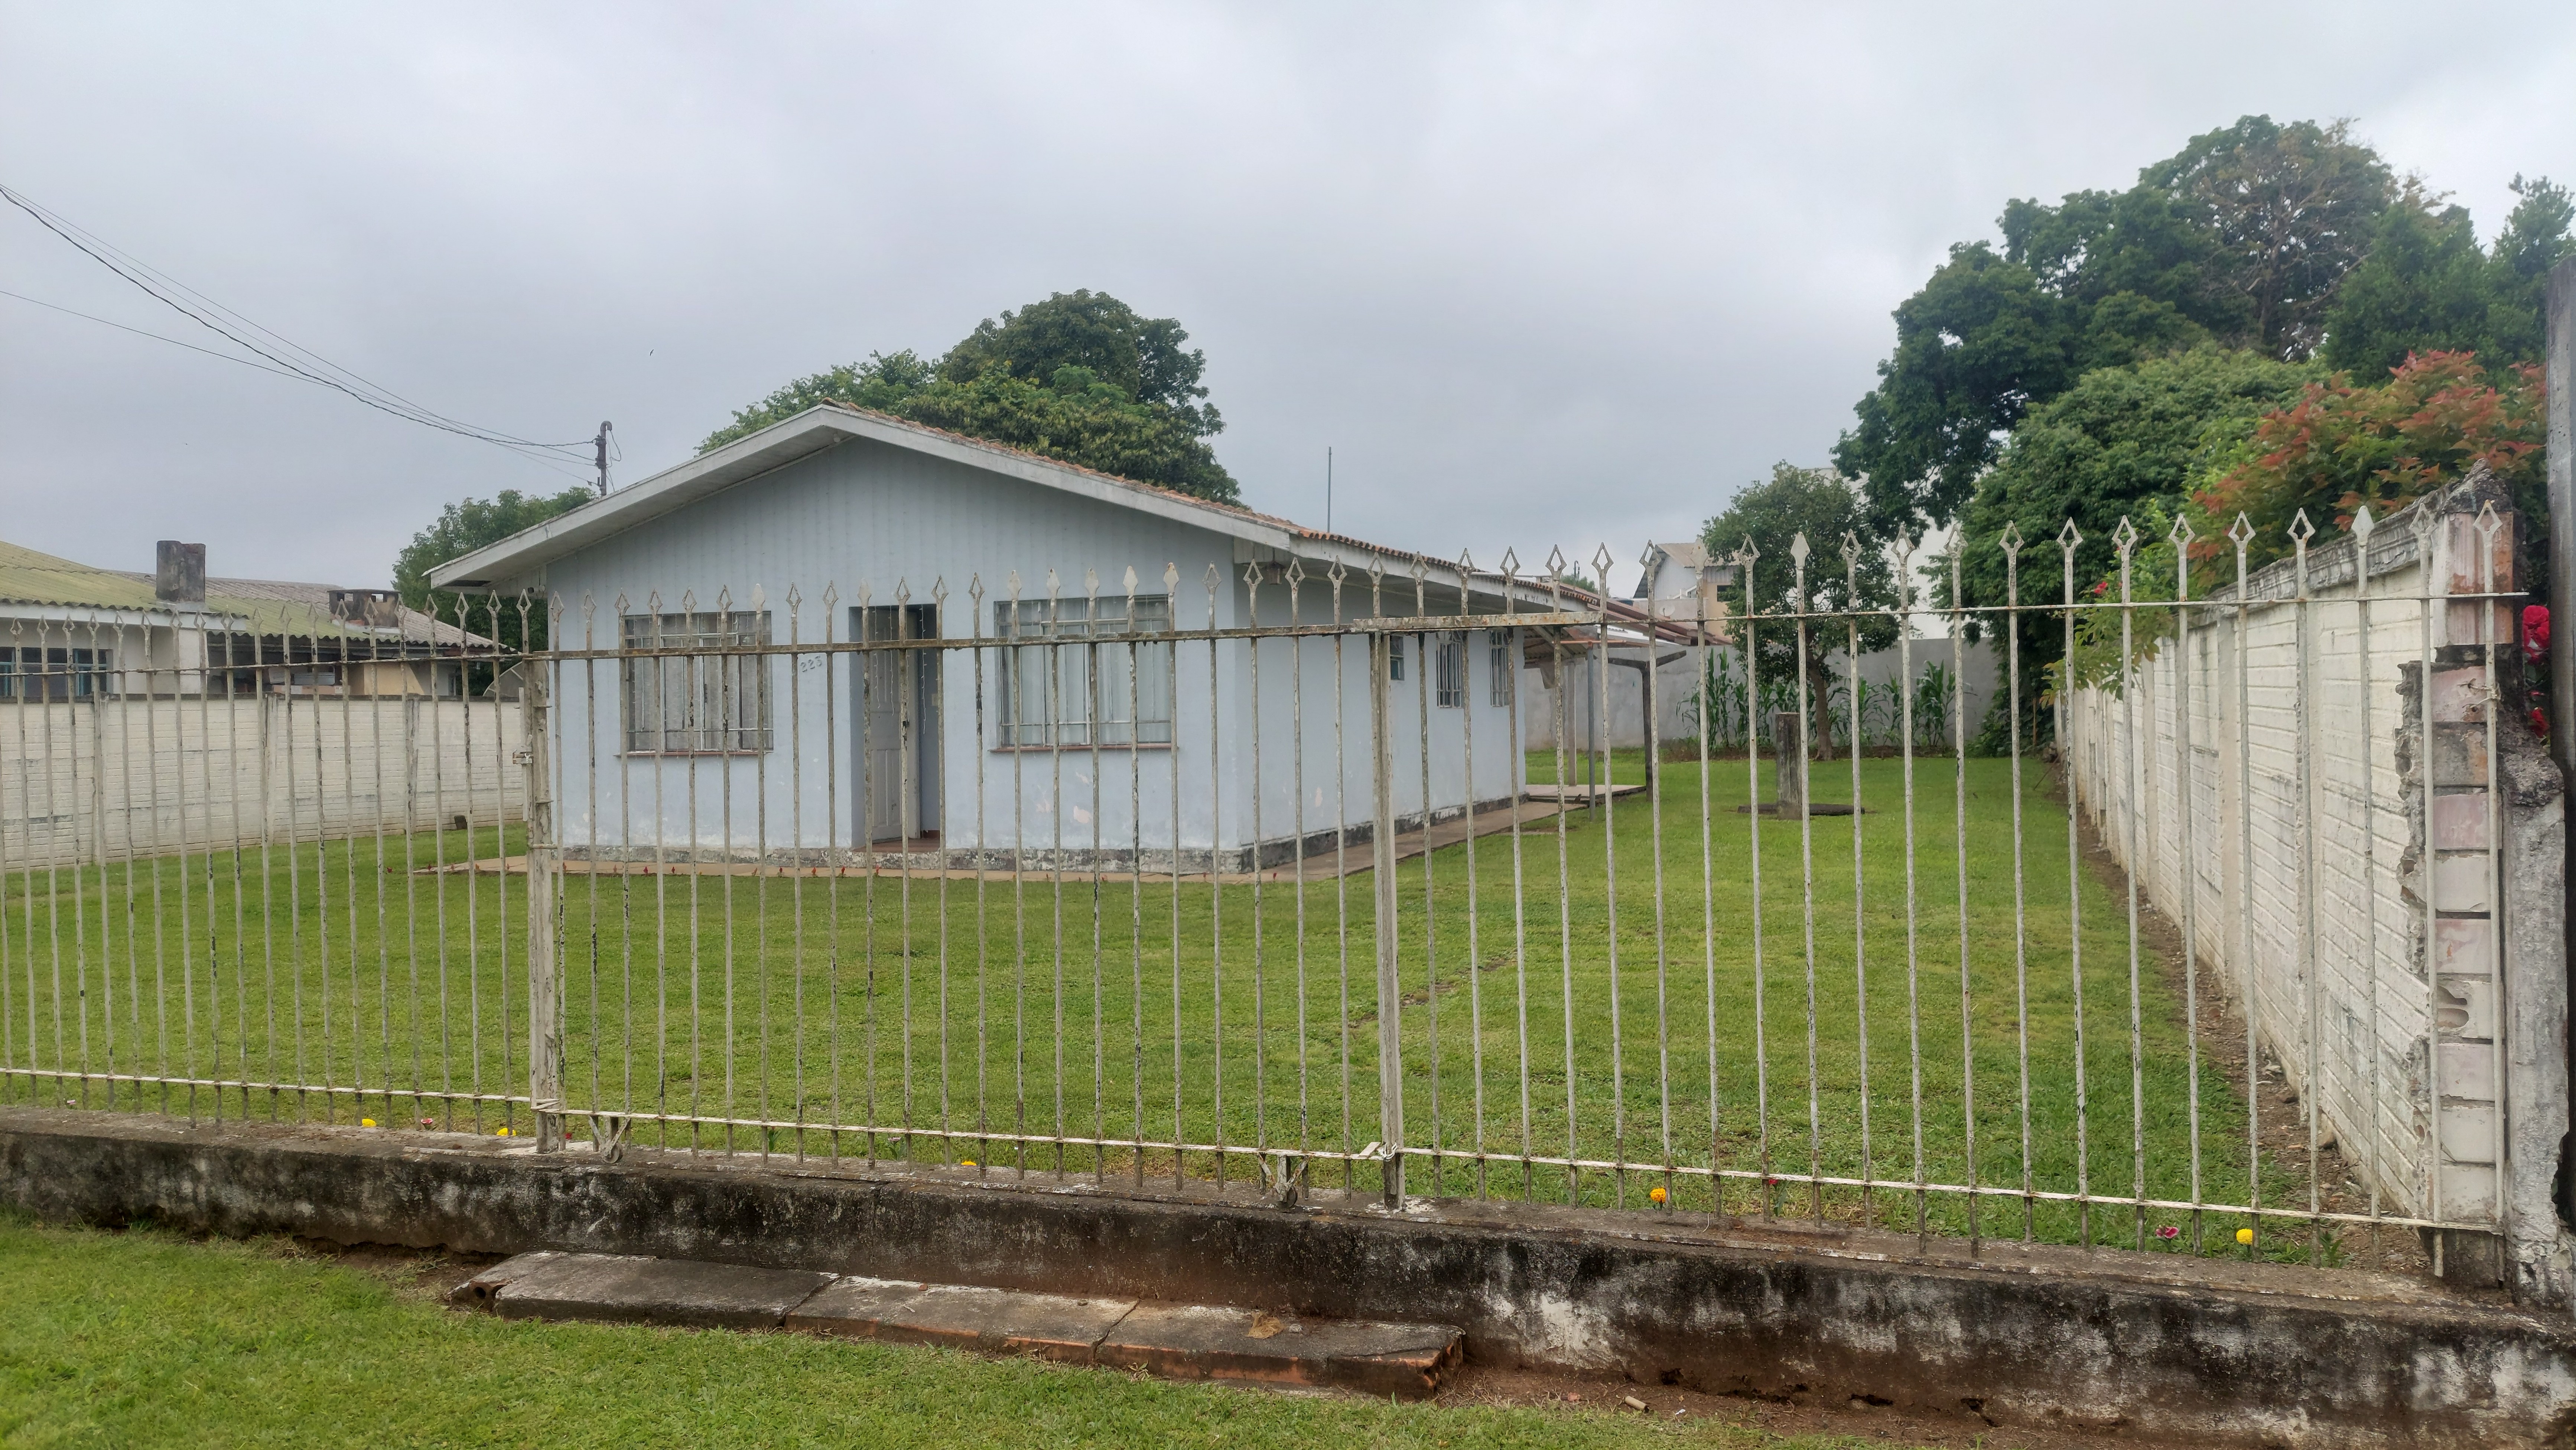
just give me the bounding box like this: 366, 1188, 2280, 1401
0, 528, 2544, 1281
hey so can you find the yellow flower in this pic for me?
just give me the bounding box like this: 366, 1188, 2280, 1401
1649, 1185, 1668, 1204
960, 1159, 976, 1167
2235, 1227, 2255, 1246
495, 1126, 512, 1137
360, 1118, 376, 1128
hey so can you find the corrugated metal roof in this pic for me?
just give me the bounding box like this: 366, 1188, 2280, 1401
0, 538, 487, 646
0, 538, 167, 612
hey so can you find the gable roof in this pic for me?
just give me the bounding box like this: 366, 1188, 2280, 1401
1648, 540, 1711, 571
426, 403, 1707, 641
427, 404, 1333, 591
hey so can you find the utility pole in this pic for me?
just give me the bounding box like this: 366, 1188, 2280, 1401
1326, 447, 1334, 535
594, 421, 614, 497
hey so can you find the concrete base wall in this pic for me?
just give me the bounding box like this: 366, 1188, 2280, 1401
5, 1107, 2572, 1450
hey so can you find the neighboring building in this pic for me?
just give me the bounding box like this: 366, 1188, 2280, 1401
0, 538, 484, 700
429, 403, 1687, 869
1517, 540, 1738, 753
1630, 539, 1737, 620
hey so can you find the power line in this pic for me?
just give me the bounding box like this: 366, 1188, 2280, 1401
0, 180, 599, 462
0, 285, 595, 484
1, 179, 591, 450
0, 285, 594, 486
0, 286, 315, 382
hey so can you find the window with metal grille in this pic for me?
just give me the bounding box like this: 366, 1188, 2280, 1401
1488, 628, 1513, 707
1434, 632, 1466, 708
995, 595, 1174, 746
621, 612, 773, 752
1387, 635, 1405, 681
0, 646, 114, 701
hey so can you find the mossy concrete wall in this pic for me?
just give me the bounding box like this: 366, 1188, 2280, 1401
5, 1106, 2572, 1449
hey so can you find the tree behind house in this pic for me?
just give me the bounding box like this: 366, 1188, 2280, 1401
1700, 463, 1900, 760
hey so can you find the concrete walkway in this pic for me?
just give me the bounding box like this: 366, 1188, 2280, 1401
413, 797, 1593, 886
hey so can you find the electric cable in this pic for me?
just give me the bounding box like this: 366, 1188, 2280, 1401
0, 181, 597, 460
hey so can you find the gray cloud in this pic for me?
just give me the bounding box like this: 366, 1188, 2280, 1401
4, 1, 2570, 585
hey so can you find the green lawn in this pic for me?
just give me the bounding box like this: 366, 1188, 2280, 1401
1, 752, 2320, 1254
0, 1212, 1935, 1450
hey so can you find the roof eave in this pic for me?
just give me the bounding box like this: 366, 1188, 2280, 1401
426, 407, 1306, 592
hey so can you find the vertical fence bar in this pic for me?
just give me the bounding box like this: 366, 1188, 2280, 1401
1329, 562, 1352, 1189
2229, 515, 2259, 1250
1998, 525, 2030, 1240
1205, 563, 1226, 1188
1459, 554, 1488, 1201
2115, 518, 2146, 1252
1739, 540, 1769, 1217
2059, 521, 2090, 1248
1246, 564, 1268, 1174
1896, 530, 1923, 1242
1845, 535, 1874, 1227
1501, 552, 1534, 1202
526, 617, 562, 1151
1790, 536, 1822, 1220
1372, 612, 1403, 1205
1127, 566, 1148, 1187
1548, 556, 1577, 1206
1951, 544, 1978, 1252
2353, 507, 2384, 1262
2172, 517, 2203, 1251
1420, 564, 1443, 1193
2291, 512, 2322, 1261
1287, 561, 1310, 1183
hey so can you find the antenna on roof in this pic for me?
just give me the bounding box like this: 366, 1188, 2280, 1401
1326, 446, 1333, 535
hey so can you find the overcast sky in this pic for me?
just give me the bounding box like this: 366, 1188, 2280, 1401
4, 3, 2571, 589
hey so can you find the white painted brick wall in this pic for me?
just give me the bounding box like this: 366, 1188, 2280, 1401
0, 698, 527, 870
2066, 506, 2514, 1229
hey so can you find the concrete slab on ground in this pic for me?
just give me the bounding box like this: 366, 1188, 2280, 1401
463, 1251, 1460, 1395
790, 1276, 1138, 1362
485, 1252, 836, 1329
1099, 1302, 1463, 1398
449, 1249, 565, 1308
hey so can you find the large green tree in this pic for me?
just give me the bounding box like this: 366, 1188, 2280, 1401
2142, 116, 2395, 359
391, 485, 595, 662
1953, 347, 2320, 691
940, 289, 1219, 434
1701, 463, 1900, 759
2320, 175, 2575, 373
1837, 116, 2391, 535
701, 350, 941, 441
699, 291, 1238, 503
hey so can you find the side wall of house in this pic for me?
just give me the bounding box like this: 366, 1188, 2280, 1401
1235, 576, 1523, 863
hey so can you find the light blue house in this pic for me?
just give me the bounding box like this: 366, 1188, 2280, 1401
429, 405, 1635, 872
